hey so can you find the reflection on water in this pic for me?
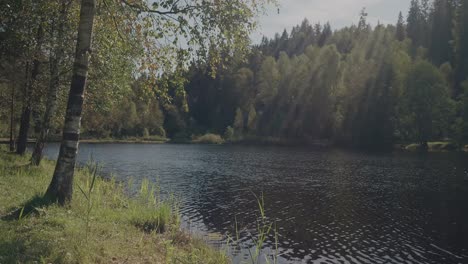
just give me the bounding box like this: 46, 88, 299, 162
43, 143, 468, 263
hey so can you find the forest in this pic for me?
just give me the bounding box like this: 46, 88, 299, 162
176, 0, 468, 149
2, 0, 468, 151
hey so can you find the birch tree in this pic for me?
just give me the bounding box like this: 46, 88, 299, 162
31, 0, 73, 165
45, 0, 273, 204
45, 0, 96, 204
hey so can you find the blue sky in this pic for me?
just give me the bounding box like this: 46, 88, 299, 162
252, 0, 412, 42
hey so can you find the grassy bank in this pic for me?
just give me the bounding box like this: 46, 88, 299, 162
0, 149, 228, 264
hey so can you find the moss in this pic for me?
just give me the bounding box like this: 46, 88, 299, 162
0, 148, 228, 264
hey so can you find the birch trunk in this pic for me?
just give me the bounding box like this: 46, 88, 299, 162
45, 0, 96, 205
32, 1, 71, 165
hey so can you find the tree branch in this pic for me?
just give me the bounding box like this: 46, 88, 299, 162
120, 0, 198, 15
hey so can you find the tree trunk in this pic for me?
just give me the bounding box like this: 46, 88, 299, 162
9, 84, 15, 152
32, 1, 71, 166
17, 24, 44, 155
45, 0, 96, 205
16, 62, 31, 155
420, 141, 428, 151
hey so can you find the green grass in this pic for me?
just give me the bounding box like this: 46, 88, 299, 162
0, 148, 228, 264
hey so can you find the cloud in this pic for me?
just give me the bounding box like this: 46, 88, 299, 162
252, 0, 411, 42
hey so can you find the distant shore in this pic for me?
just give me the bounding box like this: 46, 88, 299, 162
81, 138, 168, 144
396, 142, 468, 153
2, 137, 468, 152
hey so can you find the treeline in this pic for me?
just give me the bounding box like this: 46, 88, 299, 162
2, 0, 468, 150
173, 0, 468, 148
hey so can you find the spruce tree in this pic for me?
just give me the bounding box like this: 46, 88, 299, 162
358, 8, 369, 32
455, 0, 468, 94
429, 0, 454, 66
396, 11, 406, 41
319, 23, 332, 47
407, 0, 422, 47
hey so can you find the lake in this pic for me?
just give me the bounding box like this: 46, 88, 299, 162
42, 143, 468, 263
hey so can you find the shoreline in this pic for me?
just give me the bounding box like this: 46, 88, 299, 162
81, 138, 168, 144
2, 137, 467, 153
395, 142, 468, 153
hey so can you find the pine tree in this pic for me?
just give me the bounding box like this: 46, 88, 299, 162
455, 0, 468, 95
358, 8, 369, 32
396, 11, 406, 41
420, 0, 432, 47
407, 0, 422, 46
429, 0, 454, 66
319, 23, 332, 47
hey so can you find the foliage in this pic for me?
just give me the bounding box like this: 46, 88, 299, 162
192, 133, 224, 144
149, 1, 468, 150
401, 61, 455, 145
224, 126, 235, 141
453, 81, 468, 145
2, 0, 468, 151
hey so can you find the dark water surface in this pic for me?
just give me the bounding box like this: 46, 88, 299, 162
43, 143, 468, 263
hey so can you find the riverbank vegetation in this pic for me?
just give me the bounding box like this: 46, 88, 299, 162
191, 133, 225, 145
2, 1, 468, 151
0, 149, 228, 263
1, 0, 272, 203
3, 1, 467, 151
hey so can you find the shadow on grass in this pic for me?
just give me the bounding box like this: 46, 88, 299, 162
0, 235, 60, 264
1, 194, 55, 221
0, 194, 62, 262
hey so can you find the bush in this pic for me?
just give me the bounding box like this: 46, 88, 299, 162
142, 128, 150, 138
223, 126, 234, 141
192, 133, 224, 144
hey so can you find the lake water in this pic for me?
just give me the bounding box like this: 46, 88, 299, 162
43, 143, 468, 263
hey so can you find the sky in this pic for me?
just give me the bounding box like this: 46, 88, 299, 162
252, 0, 412, 43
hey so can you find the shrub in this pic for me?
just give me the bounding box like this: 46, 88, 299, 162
143, 128, 150, 138
192, 133, 224, 144
223, 126, 234, 141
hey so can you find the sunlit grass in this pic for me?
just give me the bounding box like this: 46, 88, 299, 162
0, 146, 228, 263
